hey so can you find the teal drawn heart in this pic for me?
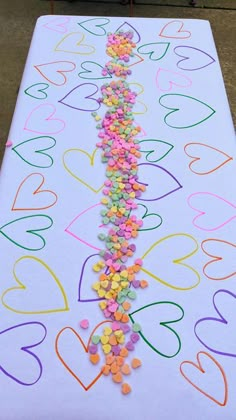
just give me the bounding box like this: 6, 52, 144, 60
159, 94, 216, 129
0, 215, 53, 251
137, 42, 170, 61
78, 61, 111, 80
78, 18, 110, 36
12, 136, 56, 168
138, 204, 163, 232
129, 301, 184, 358
24, 83, 49, 100
139, 139, 174, 162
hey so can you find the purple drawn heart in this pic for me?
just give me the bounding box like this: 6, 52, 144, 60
137, 163, 182, 201
78, 253, 109, 302
58, 83, 100, 111
195, 289, 236, 357
174, 46, 215, 71
115, 21, 141, 43
0, 322, 47, 385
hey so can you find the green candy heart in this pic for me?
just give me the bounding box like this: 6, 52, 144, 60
0, 215, 53, 251
139, 139, 174, 163
12, 136, 56, 168
78, 18, 110, 36
129, 301, 184, 358
137, 42, 170, 61
78, 61, 111, 80
24, 83, 49, 100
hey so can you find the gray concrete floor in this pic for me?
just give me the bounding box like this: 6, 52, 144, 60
0, 0, 235, 163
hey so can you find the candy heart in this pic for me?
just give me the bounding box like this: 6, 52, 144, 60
77, 253, 108, 302
136, 204, 162, 232
24, 103, 65, 135
180, 351, 228, 406
141, 233, 200, 290
59, 83, 100, 112
55, 32, 95, 55
159, 94, 216, 129
55, 321, 111, 391
78, 17, 110, 36
115, 21, 141, 43
43, 16, 71, 33
184, 142, 233, 175
159, 20, 191, 39
187, 192, 236, 231
137, 42, 170, 61
1, 256, 69, 314
34, 61, 76, 86
174, 45, 215, 71
63, 148, 104, 192
24, 83, 49, 100
139, 139, 174, 163
156, 68, 192, 92
78, 61, 111, 80
137, 163, 182, 201
5, 140, 13, 147
12, 136, 56, 168
65, 203, 103, 251
129, 301, 184, 358
12, 172, 58, 211
201, 239, 236, 280
0, 322, 47, 385
195, 289, 236, 357
0, 214, 53, 251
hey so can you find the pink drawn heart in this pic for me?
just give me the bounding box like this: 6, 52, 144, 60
159, 20, 191, 39
43, 17, 71, 33
188, 192, 236, 231
24, 104, 65, 135
156, 68, 192, 92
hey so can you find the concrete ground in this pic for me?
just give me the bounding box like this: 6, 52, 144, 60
0, 0, 235, 162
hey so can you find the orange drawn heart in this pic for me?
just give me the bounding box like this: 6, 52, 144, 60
184, 142, 233, 175
180, 351, 228, 406
55, 320, 111, 391
12, 173, 58, 211
34, 61, 76, 86
159, 20, 191, 39
201, 238, 236, 280
128, 53, 144, 68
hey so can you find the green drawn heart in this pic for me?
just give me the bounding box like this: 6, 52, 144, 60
78, 61, 111, 80
129, 301, 184, 358
24, 83, 49, 100
138, 204, 163, 231
12, 136, 56, 168
139, 139, 174, 162
0, 215, 53, 251
137, 42, 170, 61
159, 94, 216, 129
78, 18, 110, 36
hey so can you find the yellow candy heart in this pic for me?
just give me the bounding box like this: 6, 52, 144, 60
92, 282, 100, 291
104, 327, 112, 336
101, 335, 109, 344
99, 301, 107, 310
98, 289, 106, 298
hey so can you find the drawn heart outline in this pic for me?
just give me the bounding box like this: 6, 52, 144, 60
24, 103, 65, 135
12, 136, 56, 168
55, 320, 111, 390
34, 61, 76, 86
194, 289, 236, 357
12, 173, 58, 211
78, 253, 109, 302
129, 301, 184, 358
0, 322, 47, 386
55, 32, 95, 55
139, 139, 174, 162
184, 142, 233, 175
115, 21, 141, 43
156, 68, 192, 92
201, 239, 236, 280
43, 16, 71, 33
180, 351, 228, 406
59, 83, 100, 112
78, 17, 110, 36
159, 20, 191, 39
1, 256, 69, 314
141, 233, 200, 290
78, 61, 111, 80
137, 42, 170, 61
24, 83, 49, 100
174, 45, 215, 71
137, 204, 163, 232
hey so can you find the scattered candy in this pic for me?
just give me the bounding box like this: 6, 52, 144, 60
121, 383, 132, 395
5, 140, 13, 147
80, 319, 89, 329
131, 358, 142, 369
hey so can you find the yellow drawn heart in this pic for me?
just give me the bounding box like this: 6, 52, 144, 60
63, 148, 104, 193
141, 233, 200, 290
55, 32, 95, 55
129, 82, 147, 115
1, 256, 69, 314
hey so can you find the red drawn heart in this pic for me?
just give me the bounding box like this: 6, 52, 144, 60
159, 20, 191, 39
184, 142, 233, 175
55, 321, 111, 391
201, 238, 236, 280
180, 351, 228, 406
34, 61, 76, 86
12, 173, 58, 211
